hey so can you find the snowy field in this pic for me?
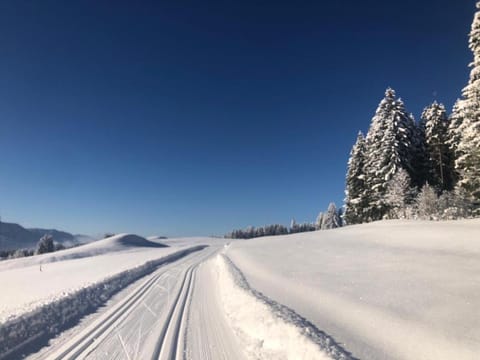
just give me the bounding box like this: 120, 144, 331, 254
1, 221, 479, 359
225, 219, 480, 360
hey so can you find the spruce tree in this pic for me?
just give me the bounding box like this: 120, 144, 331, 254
36, 234, 54, 255
454, 2, 480, 212
315, 212, 324, 230
321, 203, 340, 229
344, 132, 368, 224
385, 168, 414, 219
447, 99, 464, 186
364, 88, 417, 220
415, 184, 439, 220
421, 102, 454, 192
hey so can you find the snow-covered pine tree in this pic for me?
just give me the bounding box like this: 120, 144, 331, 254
415, 184, 439, 220
447, 99, 464, 177
289, 218, 298, 233
364, 88, 417, 220
315, 212, 324, 230
344, 132, 368, 224
36, 234, 54, 255
421, 102, 455, 192
454, 2, 480, 213
385, 168, 414, 219
411, 116, 430, 190
321, 203, 341, 229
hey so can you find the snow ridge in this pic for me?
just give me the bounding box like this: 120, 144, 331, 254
218, 253, 356, 360
0, 245, 206, 360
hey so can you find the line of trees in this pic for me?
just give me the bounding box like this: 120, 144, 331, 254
226, 202, 343, 239
344, 2, 480, 224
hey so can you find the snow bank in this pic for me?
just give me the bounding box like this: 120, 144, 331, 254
213, 253, 352, 360
0, 246, 206, 359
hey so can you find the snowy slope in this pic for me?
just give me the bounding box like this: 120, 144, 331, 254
0, 233, 167, 271
226, 219, 480, 360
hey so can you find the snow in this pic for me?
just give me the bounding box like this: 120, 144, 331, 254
225, 219, 480, 360
185, 255, 246, 360
2, 221, 480, 359
0, 233, 166, 271
0, 234, 208, 320
211, 253, 348, 360
159, 236, 228, 247
0, 234, 211, 358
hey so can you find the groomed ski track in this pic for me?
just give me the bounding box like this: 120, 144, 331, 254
29, 245, 240, 360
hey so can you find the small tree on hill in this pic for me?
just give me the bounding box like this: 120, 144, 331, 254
322, 203, 341, 229
36, 234, 54, 255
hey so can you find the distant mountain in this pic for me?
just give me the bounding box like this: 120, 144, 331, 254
0, 222, 93, 251
28, 228, 75, 243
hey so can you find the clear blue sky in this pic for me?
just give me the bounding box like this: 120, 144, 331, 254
0, 1, 475, 237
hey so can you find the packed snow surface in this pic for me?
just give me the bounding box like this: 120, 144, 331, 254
226, 219, 480, 360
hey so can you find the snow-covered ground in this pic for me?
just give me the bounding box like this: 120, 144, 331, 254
225, 219, 480, 360
0, 234, 210, 359
1, 220, 479, 360
0, 234, 173, 320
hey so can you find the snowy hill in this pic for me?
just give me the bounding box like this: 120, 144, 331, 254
0, 233, 168, 271
0, 221, 91, 251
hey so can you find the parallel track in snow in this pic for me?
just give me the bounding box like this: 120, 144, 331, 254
40, 247, 217, 360
152, 265, 196, 360
48, 267, 169, 360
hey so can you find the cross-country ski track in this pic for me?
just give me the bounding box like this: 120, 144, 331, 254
31, 246, 222, 360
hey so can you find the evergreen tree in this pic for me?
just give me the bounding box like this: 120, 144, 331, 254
344, 132, 368, 224
385, 168, 414, 219
411, 118, 430, 190
36, 234, 54, 255
321, 203, 341, 229
364, 88, 417, 220
315, 212, 324, 230
415, 184, 439, 220
421, 102, 455, 192
447, 99, 464, 182
289, 218, 299, 233
455, 2, 480, 213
